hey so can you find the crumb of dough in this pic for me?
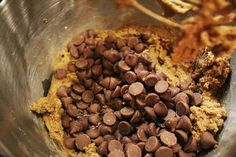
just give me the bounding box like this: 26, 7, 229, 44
192, 48, 231, 92
30, 26, 228, 156
190, 94, 227, 139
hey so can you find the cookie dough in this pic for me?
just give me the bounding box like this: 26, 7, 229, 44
30, 26, 228, 156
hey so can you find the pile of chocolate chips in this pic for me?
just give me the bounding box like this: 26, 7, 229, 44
54, 29, 218, 157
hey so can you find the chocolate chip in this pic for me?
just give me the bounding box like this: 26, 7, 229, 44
175, 129, 188, 145
137, 71, 150, 82
108, 140, 123, 152
145, 106, 157, 120
164, 109, 177, 121
72, 83, 85, 94
112, 86, 121, 98
67, 62, 77, 72
92, 82, 103, 94
176, 115, 192, 132
78, 117, 89, 130
176, 101, 190, 116
68, 45, 79, 58
61, 114, 72, 128
91, 64, 103, 76
126, 143, 142, 157
159, 89, 172, 102
130, 110, 142, 123
63, 136, 75, 149
164, 117, 178, 132
137, 127, 148, 142
69, 120, 83, 134
105, 33, 116, 49
83, 47, 94, 58
200, 132, 217, 150
99, 77, 110, 89
66, 104, 78, 117
93, 136, 104, 146
76, 70, 87, 80
134, 62, 148, 73
141, 30, 151, 41
78, 43, 86, 53
86, 128, 100, 139
155, 80, 169, 94
174, 92, 189, 104
139, 53, 152, 65
156, 72, 168, 80
159, 130, 177, 147
75, 58, 88, 70
88, 113, 100, 125
96, 93, 106, 104
118, 121, 132, 135
121, 46, 131, 52
76, 101, 88, 110
155, 146, 173, 157
192, 93, 202, 106
144, 73, 160, 87
146, 123, 158, 136
136, 94, 146, 108
145, 93, 160, 106
136, 142, 146, 151
184, 136, 198, 152
123, 93, 135, 106
83, 79, 94, 88
99, 125, 113, 135
120, 85, 130, 95
169, 87, 181, 97
108, 150, 125, 157
125, 54, 139, 67
116, 38, 127, 49
104, 89, 112, 102
88, 103, 101, 113
135, 43, 146, 53
121, 136, 132, 144
153, 102, 168, 117
104, 135, 116, 142
103, 49, 121, 63
97, 141, 108, 156
82, 90, 94, 103
128, 37, 139, 49
103, 112, 117, 126
145, 136, 161, 152
118, 60, 131, 72
56, 85, 68, 98
109, 77, 121, 90
172, 143, 182, 153
129, 82, 144, 96
103, 59, 114, 70
113, 98, 123, 110
124, 71, 137, 84
95, 43, 106, 56
120, 107, 135, 118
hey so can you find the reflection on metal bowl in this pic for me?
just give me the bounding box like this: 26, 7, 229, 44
0, 0, 236, 156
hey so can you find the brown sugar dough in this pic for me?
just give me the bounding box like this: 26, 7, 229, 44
30, 26, 228, 156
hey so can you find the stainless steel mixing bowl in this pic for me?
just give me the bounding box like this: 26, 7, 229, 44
0, 0, 236, 156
